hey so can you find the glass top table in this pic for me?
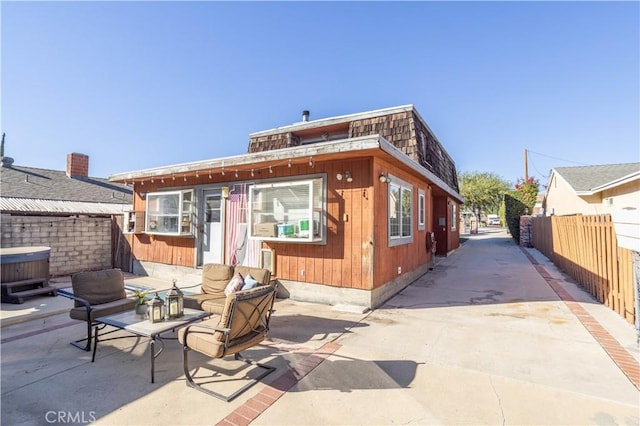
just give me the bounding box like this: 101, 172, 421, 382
92, 308, 210, 383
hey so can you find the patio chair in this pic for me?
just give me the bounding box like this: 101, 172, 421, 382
59, 268, 136, 351
178, 283, 277, 401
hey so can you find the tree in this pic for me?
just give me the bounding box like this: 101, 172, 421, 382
511, 177, 540, 214
458, 171, 511, 221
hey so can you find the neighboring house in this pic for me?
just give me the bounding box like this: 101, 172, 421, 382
1, 151, 133, 275
532, 194, 545, 216
543, 163, 640, 216
109, 105, 464, 309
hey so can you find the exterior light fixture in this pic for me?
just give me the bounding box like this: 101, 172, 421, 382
235, 170, 239, 178
269, 165, 273, 174
221, 186, 230, 199
337, 171, 353, 182
379, 173, 391, 183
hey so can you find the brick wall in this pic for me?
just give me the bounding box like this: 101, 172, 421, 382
1, 215, 112, 275
520, 215, 533, 247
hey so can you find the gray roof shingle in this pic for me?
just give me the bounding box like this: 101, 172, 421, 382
1, 165, 132, 209
554, 163, 640, 192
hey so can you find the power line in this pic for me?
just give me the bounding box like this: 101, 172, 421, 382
526, 149, 591, 166
527, 155, 549, 180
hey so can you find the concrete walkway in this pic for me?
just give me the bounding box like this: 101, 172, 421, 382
1, 228, 638, 425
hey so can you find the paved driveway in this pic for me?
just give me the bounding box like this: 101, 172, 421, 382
1, 229, 638, 425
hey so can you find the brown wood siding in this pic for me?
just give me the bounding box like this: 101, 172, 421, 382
263, 158, 374, 290
248, 132, 299, 153
129, 180, 197, 268
372, 158, 433, 289
349, 112, 415, 158
412, 113, 459, 192
247, 108, 459, 194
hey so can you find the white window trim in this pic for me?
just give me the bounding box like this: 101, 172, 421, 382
451, 202, 457, 231
418, 189, 426, 231
388, 174, 413, 247
145, 189, 194, 236
248, 175, 326, 244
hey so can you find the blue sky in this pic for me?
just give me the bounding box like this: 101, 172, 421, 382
2, 1, 638, 188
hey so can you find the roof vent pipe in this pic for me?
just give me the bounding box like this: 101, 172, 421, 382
302, 110, 310, 122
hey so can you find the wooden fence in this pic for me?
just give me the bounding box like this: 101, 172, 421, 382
531, 214, 636, 325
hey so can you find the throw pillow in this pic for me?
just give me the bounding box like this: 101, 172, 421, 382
224, 273, 244, 296
241, 274, 259, 290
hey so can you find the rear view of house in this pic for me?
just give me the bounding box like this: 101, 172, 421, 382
110, 105, 463, 309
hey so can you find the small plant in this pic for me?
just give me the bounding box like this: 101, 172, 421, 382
133, 289, 150, 307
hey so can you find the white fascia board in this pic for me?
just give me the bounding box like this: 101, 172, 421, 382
249, 105, 415, 137
108, 134, 464, 203
109, 135, 384, 181
589, 171, 640, 193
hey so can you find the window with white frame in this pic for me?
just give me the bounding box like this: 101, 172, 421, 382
145, 189, 194, 236
248, 176, 325, 243
388, 175, 413, 246
451, 202, 457, 231
418, 189, 426, 231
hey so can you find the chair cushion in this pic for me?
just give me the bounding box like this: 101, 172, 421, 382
71, 269, 127, 308
224, 273, 244, 296
201, 264, 234, 296
69, 298, 136, 321
179, 323, 265, 359
179, 285, 275, 358
235, 266, 271, 286
178, 319, 226, 358
241, 274, 259, 290
183, 293, 227, 315
200, 297, 227, 315
226, 286, 274, 340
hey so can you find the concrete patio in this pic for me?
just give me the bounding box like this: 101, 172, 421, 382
1, 228, 638, 425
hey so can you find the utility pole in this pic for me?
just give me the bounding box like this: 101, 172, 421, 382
524, 148, 529, 181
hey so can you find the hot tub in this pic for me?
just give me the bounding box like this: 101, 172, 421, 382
1, 246, 56, 303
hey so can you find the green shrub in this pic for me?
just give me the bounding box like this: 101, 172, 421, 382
504, 193, 528, 243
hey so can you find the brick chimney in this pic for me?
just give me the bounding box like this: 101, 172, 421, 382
66, 153, 89, 178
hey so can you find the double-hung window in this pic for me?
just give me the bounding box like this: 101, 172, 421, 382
249, 176, 325, 243
388, 175, 413, 246
418, 189, 426, 231
145, 190, 194, 236
451, 202, 457, 231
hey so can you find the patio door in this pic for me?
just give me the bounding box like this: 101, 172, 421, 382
201, 190, 224, 265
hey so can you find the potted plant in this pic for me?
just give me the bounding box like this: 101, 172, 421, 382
133, 289, 150, 315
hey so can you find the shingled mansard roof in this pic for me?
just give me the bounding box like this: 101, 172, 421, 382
1, 165, 132, 215
553, 163, 640, 195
